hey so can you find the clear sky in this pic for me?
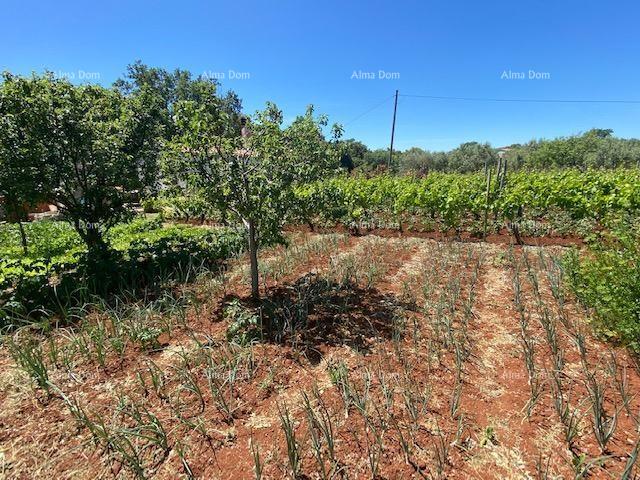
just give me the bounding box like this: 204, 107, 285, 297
2, 0, 639, 151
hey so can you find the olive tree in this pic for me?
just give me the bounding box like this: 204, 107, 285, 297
448, 142, 498, 173
170, 85, 341, 299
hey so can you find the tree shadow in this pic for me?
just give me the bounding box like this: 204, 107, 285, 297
224, 273, 407, 363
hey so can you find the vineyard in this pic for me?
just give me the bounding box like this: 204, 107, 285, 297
294, 169, 640, 236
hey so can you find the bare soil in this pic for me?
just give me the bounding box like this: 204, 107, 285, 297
0, 233, 637, 479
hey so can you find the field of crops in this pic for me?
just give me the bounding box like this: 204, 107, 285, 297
4, 3, 640, 474
294, 169, 640, 236
1, 169, 640, 479
1, 229, 640, 478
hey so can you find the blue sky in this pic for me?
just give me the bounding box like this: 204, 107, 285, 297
2, 0, 639, 150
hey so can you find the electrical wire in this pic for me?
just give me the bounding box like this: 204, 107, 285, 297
343, 94, 395, 126
399, 93, 640, 104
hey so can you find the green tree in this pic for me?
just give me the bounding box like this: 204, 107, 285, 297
115, 61, 242, 141
362, 148, 391, 172
117, 62, 243, 200
170, 91, 341, 299
341, 138, 369, 164
585, 128, 613, 139
520, 130, 640, 170
40, 76, 163, 265
0, 73, 52, 254
448, 142, 498, 173
398, 147, 447, 175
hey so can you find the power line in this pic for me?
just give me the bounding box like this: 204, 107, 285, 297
343, 94, 395, 127
399, 93, 640, 104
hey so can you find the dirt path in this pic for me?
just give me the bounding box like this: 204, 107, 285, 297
454, 257, 567, 478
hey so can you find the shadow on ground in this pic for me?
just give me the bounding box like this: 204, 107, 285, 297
222, 273, 410, 363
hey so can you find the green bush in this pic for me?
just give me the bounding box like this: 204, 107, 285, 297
0, 220, 84, 260
565, 216, 640, 352
225, 299, 262, 345
0, 218, 245, 326
145, 191, 220, 222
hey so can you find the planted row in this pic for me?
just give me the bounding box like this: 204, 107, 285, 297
293, 169, 640, 233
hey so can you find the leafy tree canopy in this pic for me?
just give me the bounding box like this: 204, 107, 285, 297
0, 73, 165, 259
0, 73, 52, 222
115, 61, 242, 140
169, 90, 342, 297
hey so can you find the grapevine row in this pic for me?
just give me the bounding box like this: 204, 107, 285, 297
293, 169, 640, 232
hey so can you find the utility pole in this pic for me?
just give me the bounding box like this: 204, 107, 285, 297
388, 89, 399, 170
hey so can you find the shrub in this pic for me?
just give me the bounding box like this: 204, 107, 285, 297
0, 218, 245, 326
225, 299, 261, 345
565, 216, 640, 352
144, 192, 220, 222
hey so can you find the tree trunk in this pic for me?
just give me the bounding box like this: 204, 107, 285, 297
84, 226, 110, 274
18, 221, 28, 255
245, 219, 260, 300
85, 226, 107, 254
78, 224, 118, 294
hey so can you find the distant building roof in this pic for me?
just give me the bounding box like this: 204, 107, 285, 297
496, 146, 512, 158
